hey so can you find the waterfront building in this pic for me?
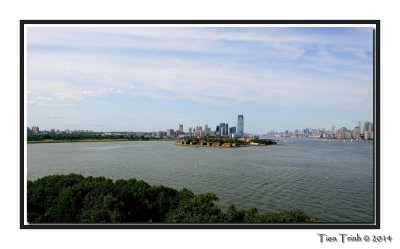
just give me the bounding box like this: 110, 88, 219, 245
359, 121, 365, 136
167, 129, 175, 137
188, 127, 192, 137
219, 123, 225, 136
31, 126, 40, 134
225, 123, 229, 136
179, 124, 183, 135
237, 115, 244, 137
364, 122, 373, 133
204, 123, 208, 136
364, 130, 374, 140
216, 125, 220, 133
353, 127, 361, 139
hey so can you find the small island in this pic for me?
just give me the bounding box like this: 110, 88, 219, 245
175, 136, 278, 148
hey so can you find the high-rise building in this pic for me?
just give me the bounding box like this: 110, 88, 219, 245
179, 124, 183, 135
225, 123, 229, 136
353, 127, 361, 139
31, 126, 40, 134
358, 121, 365, 135
204, 123, 208, 136
188, 127, 192, 137
167, 129, 175, 137
237, 115, 244, 137
216, 125, 220, 133
364, 122, 372, 132
331, 124, 335, 133
219, 123, 225, 136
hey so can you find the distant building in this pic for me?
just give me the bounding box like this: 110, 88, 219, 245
358, 121, 365, 136
364, 130, 374, 140
219, 123, 225, 136
237, 115, 244, 137
353, 127, 361, 139
179, 124, 183, 135
188, 127, 192, 137
204, 123, 208, 136
166, 129, 175, 137
27, 127, 32, 135
31, 126, 40, 134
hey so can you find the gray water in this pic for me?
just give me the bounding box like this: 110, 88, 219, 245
27, 138, 374, 222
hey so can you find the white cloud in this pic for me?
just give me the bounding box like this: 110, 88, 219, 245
26, 27, 373, 115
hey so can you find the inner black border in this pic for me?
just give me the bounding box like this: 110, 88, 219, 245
20, 20, 380, 229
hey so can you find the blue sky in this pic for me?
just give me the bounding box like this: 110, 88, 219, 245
27, 26, 373, 133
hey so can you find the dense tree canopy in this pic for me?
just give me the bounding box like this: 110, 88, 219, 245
27, 174, 319, 223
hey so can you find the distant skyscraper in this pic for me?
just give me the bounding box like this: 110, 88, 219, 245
31, 126, 40, 134
332, 124, 335, 133
179, 124, 183, 134
225, 123, 229, 136
204, 123, 208, 136
364, 122, 372, 133
237, 115, 244, 137
167, 129, 175, 137
359, 121, 365, 135
188, 127, 192, 137
216, 125, 220, 133
219, 123, 226, 136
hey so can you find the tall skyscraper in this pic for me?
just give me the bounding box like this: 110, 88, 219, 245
188, 127, 192, 137
225, 123, 229, 136
359, 121, 365, 135
204, 123, 208, 136
179, 124, 183, 134
219, 123, 225, 136
237, 115, 244, 137
331, 124, 335, 133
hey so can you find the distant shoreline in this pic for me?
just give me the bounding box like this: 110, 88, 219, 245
27, 139, 176, 144
175, 143, 267, 148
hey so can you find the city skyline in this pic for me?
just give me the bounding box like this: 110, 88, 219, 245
27, 26, 373, 133
27, 118, 373, 136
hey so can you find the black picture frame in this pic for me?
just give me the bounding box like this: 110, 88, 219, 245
20, 20, 380, 229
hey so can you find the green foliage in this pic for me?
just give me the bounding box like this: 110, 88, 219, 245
165, 193, 225, 223
27, 134, 176, 142
27, 174, 319, 223
182, 137, 277, 146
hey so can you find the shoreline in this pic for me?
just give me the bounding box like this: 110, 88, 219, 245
27, 139, 176, 144
175, 143, 270, 148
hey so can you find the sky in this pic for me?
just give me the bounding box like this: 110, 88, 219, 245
26, 26, 374, 134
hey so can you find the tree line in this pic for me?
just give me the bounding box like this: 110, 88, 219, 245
27, 134, 176, 141
183, 137, 277, 145
28, 174, 320, 223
